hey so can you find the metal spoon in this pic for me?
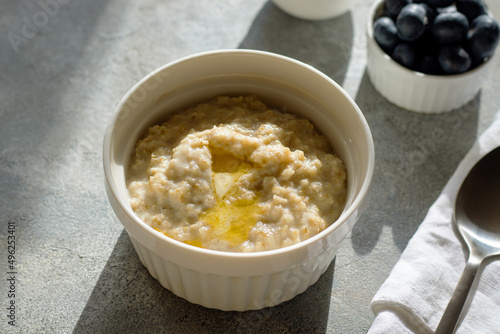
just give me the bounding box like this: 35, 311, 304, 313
435, 146, 500, 334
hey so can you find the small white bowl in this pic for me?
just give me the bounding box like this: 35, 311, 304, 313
366, 0, 494, 113
103, 49, 374, 311
272, 0, 351, 20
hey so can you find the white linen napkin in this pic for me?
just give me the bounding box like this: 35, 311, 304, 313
368, 112, 500, 334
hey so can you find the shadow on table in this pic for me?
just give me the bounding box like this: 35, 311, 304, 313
239, 1, 353, 86
351, 70, 480, 254
73, 229, 335, 334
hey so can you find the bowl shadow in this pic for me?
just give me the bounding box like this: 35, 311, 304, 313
73, 229, 335, 334
238, 1, 353, 86
351, 70, 480, 255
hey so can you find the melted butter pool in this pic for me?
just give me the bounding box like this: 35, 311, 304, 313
198, 148, 262, 248
157, 148, 262, 249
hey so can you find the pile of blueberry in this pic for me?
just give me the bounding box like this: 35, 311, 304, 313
373, 0, 500, 75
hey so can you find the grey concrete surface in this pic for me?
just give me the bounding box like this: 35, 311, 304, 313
1, 0, 500, 333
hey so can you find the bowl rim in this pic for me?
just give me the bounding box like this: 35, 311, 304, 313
366, 0, 495, 80
103, 48, 375, 259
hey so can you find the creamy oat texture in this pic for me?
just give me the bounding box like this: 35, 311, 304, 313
127, 95, 347, 252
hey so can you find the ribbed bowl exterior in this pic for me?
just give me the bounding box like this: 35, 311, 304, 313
366, 0, 494, 113
129, 234, 338, 311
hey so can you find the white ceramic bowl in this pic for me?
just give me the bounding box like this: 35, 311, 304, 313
366, 0, 495, 113
103, 49, 374, 311
272, 0, 351, 20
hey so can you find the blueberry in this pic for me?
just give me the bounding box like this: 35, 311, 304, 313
438, 44, 472, 74
392, 43, 417, 68
433, 11, 469, 44
420, 3, 438, 24
377, 0, 499, 75
456, 0, 487, 22
422, 0, 455, 8
437, 5, 458, 14
374, 17, 400, 52
384, 0, 412, 20
417, 3, 439, 35
468, 14, 500, 59
417, 55, 442, 74
397, 4, 428, 41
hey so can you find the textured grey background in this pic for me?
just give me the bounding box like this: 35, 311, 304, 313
1, 0, 500, 333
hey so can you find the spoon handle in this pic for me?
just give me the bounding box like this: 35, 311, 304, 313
435, 254, 482, 334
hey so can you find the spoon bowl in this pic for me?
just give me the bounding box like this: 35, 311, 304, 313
436, 146, 500, 333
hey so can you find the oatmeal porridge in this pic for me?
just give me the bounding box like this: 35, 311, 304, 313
127, 95, 347, 252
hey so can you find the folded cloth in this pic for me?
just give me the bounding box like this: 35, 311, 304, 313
368, 113, 500, 334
